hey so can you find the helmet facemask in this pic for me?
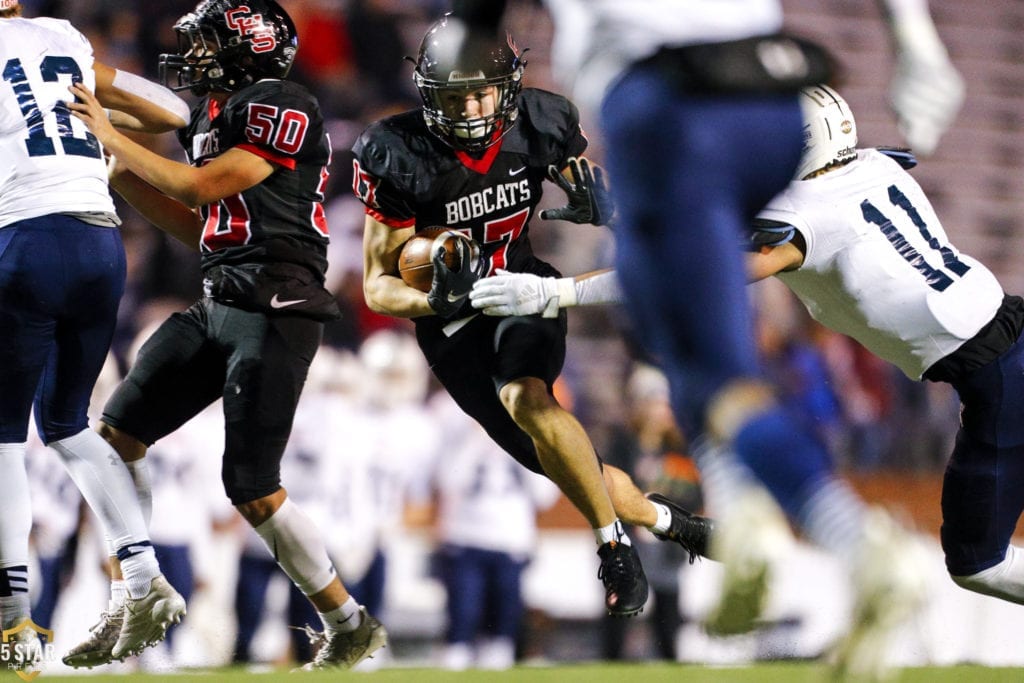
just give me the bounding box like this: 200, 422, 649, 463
160, 24, 237, 95
415, 69, 523, 152
413, 15, 525, 152
159, 0, 297, 97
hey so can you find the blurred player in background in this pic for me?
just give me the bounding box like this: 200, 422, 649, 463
454, 0, 963, 678
356, 15, 710, 621
416, 391, 561, 670
67, 0, 385, 670
748, 84, 1024, 608
0, 0, 190, 668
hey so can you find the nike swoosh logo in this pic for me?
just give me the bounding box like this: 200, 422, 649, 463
509, 166, 527, 176
270, 294, 308, 309
447, 291, 468, 304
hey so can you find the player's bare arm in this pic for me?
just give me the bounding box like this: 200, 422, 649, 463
69, 82, 273, 207
362, 216, 435, 318
92, 61, 189, 132
108, 161, 203, 250
747, 241, 805, 283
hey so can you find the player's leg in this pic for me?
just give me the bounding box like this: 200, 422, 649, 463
437, 545, 485, 670
418, 315, 647, 616
0, 220, 64, 648
943, 343, 1024, 603
64, 303, 219, 667
231, 553, 275, 663
219, 306, 385, 670
479, 549, 525, 670
603, 72, 925, 662
493, 316, 648, 616
0, 235, 48, 643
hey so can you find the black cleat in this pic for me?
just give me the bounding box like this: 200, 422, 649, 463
647, 492, 715, 562
597, 540, 648, 618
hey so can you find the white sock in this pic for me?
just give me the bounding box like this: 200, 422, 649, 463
0, 592, 30, 630
252, 497, 337, 596
691, 440, 757, 517
119, 549, 161, 599
953, 545, 1024, 604
49, 429, 150, 550
49, 430, 160, 599
320, 596, 361, 634
649, 502, 673, 535
125, 459, 152, 528
799, 477, 868, 564
595, 519, 630, 546
0, 444, 32, 571
110, 579, 127, 610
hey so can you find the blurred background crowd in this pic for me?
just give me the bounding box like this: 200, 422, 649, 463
13, 0, 1024, 673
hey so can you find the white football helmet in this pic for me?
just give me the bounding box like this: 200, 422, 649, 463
359, 329, 430, 410
795, 84, 858, 180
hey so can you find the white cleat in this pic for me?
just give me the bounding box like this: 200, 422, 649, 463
62, 606, 124, 668
831, 507, 929, 681
299, 607, 388, 670
703, 486, 795, 636
110, 575, 187, 660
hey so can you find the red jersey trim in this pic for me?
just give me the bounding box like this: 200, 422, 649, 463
236, 142, 297, 170
455, 134, 503, 174
366, 206, 415, 229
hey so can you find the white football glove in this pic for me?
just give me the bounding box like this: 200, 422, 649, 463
470, 269, 575, 318
889, 50, 964, 156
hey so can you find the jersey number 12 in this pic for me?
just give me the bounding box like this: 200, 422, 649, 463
2, 56, 101, 159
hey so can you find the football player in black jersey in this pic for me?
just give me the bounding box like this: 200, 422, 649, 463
68, 0, 385, 670
356, 15, 708, 619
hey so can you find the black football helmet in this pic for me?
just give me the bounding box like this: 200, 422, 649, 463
412, 14, 525, 152
159, 0, 298, 96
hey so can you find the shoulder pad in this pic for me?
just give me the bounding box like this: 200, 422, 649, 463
748, 218, 796, 251
875, 146, 918, 170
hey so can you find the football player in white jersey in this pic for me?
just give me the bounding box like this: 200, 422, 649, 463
748, 84, 1024, 608
0, 0, 190, 669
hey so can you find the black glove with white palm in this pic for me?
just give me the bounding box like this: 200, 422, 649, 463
540, 156, 614, 226
427, 239, 484, 319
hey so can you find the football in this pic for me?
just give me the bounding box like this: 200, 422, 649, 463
398, 227, 479, 293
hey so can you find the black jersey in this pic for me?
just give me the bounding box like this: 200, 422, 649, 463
351, 88, 587, 277
180, 79, 332, 278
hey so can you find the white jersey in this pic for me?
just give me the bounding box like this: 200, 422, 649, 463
759, 148, 1004, 380
0, 17, 117, 228
418, 393, 560, 559
544, 0, 782, 113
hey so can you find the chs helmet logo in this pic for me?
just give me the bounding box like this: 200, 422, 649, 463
2, 618, 55, 681
225, 6, 277, 53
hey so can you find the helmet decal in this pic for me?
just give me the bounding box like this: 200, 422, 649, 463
225, 6, 277, 54
159, 0, 298, 96
795, 84, 858, 180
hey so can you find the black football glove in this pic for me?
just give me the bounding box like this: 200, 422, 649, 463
427, 238, 484, 319
540, 156, 615, 226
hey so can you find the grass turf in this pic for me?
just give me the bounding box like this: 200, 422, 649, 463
23, 663, 1024, 683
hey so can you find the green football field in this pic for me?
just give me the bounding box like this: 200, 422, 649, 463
20, 663, 1024, 683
